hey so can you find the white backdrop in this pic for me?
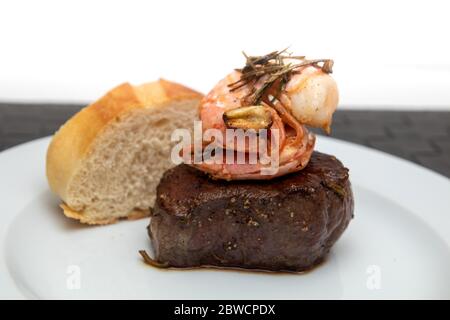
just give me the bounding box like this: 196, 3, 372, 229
0, 0, 449, 109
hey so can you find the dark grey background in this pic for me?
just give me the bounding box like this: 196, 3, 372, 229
0, 103, 449, 178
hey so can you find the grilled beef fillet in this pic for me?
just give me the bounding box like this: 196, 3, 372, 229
148, 152, 354, 272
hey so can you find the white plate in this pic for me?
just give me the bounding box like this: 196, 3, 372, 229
0, 136, 449, 300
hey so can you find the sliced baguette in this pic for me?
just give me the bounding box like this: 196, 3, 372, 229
46, 79, 203, 225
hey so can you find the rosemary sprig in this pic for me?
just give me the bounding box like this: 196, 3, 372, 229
139, 250, 170, 268
228, 49, 333, 105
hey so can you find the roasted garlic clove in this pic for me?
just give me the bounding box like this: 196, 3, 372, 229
223, 105, 273, 130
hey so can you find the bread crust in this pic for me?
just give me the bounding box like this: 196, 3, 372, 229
60, 204, 150, 225
46, 79, 202, 223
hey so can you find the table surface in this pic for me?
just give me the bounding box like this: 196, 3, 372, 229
0, 103, 449, 178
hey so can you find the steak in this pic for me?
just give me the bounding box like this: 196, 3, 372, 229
148, 151, 354, 272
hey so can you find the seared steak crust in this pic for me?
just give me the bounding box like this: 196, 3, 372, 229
149, 152, 354, 272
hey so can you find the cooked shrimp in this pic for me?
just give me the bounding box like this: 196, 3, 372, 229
191, 51, 339, 180
284, 66, 339, 133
